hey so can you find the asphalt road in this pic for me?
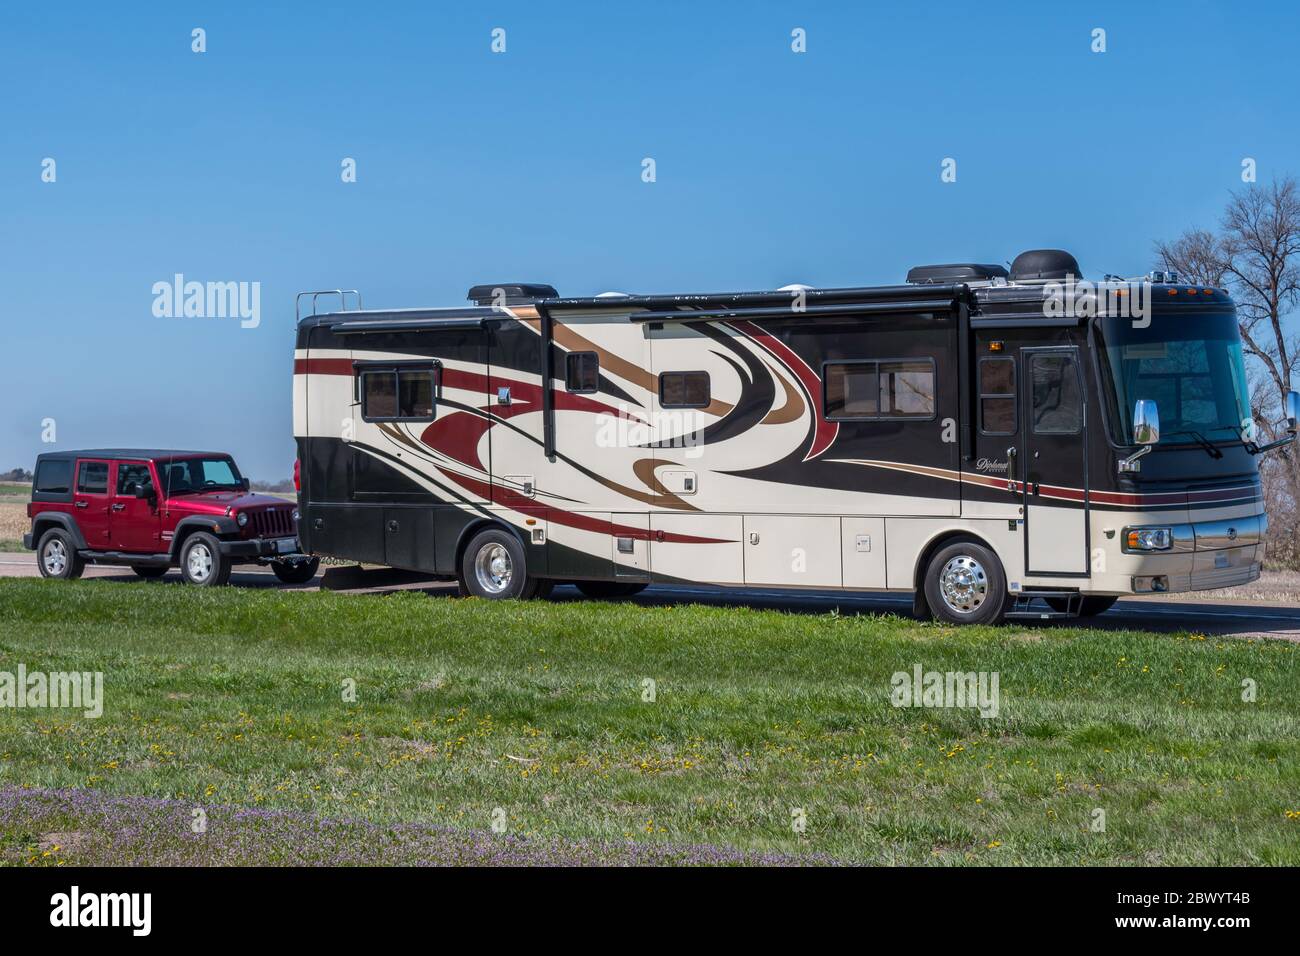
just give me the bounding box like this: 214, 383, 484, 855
2, 552, 1298, 641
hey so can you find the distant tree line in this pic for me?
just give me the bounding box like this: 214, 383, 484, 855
251, 478, 295, 493
0, 468, 33, 482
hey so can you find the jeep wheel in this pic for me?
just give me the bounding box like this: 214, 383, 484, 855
132, 565, 169, 579
575, 581, 648, 599
923, 539, 1009, 626
272, 557, 320, 585
180, 532, 231, 587
37, 529, 85, 580
460, 528, 536, 600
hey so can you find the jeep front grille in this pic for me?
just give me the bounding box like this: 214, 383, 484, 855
252, 508, 294, 538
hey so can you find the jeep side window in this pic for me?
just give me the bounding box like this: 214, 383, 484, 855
76, 461, 109, 495
117, 462, 152, 496
34, 460, 72, 494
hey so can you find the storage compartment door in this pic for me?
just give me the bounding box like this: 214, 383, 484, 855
743, 515, 842, 587
649, 514, 744, 585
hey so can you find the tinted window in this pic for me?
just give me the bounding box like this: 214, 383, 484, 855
76, 461, 109, 494
1031, 354, 1082, 434
116, 462, 152, 495
363, 371, 398, 418
979, 357, 1016, 435
825, 360, 935, 420
659, 371, 710, 408
34, 460, 72, 494
825, 363, 879, 417
361, 368, 436, 420
566, 352, 599, 393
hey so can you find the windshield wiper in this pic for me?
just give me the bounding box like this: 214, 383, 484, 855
1164, 430, 1224, 459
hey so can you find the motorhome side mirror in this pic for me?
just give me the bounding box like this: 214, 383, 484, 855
1132, 399, 1160, 445
1287, 390, 1300, 434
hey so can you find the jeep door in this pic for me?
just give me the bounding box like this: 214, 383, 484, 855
72, 458, 113, 547
110, 460, 162, 553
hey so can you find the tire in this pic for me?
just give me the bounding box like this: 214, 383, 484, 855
132, 565, 169, 579
922, 539, 1009, 626
460, 528, 534, 600
36, 528, 85, 580
271, 557, 320, 585
575, 581, 648, 599
180, 532, 231, 587
1046, 595, 1118, 617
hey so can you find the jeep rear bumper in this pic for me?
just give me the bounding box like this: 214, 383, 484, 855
219, 536, 303, 560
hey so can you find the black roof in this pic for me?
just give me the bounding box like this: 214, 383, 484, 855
298, 277, 1234, 332
36, 449, 230, 461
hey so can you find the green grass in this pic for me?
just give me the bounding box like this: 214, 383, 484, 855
1, 577, 1298, 865
0, 483, 29, 498
0, 541, 26, 553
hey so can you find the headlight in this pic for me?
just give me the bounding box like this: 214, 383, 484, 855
236, 512, 249, 528
1125, 527, 1172, 551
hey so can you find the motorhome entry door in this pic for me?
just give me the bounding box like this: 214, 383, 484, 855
1020, 347, 1089, 576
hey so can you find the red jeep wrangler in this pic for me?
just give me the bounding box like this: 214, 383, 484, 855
24, 449, 319, 586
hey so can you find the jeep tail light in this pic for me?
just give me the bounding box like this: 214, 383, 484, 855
293, 458, 301, 493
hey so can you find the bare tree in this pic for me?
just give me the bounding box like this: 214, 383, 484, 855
1155, 177, 1300, 566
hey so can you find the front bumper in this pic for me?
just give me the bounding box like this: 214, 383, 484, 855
1123, 515, 1264, 594
218, 536, 303, 559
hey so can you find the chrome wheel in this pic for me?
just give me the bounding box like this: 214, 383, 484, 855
186, 542, 214, 583
939, 554, 987, 614
473, 543, 513, 594
42, 538, 67, 576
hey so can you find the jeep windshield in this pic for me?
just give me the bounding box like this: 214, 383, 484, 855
160, 456, 245, 494
1097, 310, 1251, 447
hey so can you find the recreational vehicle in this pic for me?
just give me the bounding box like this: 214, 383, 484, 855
291, 250, 1297, 624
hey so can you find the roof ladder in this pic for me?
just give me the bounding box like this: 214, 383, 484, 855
295, 289, 363, 322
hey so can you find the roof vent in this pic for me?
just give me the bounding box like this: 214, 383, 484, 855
595, 291, 631, 298
1008, 250, 1080, 282
466, 283, 558, 306
906, 263, 1008, 284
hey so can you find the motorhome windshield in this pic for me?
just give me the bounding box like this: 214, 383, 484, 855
1098, 311, 1251, 446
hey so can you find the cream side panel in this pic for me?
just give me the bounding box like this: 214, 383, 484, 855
841, 517, 887, 589
743, 515, 841, 587
650, 513, 744, 585
884, 518, 1025, 591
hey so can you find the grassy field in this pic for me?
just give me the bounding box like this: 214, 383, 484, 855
1, 578, 1298, 866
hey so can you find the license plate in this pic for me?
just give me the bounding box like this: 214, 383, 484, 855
275, 538, 298, 555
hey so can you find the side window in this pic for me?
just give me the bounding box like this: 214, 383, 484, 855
116, 462, 152, 495
659, 371, 710, 409
34, 460, 72, 495
565, 352, 599, 393
1030, 353, 1082, 435
824, 359, 936, 420
979, 357, 1017, 435
76, 461, 109, 494
360, 367, 437, 421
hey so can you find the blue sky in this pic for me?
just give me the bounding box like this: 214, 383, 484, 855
2, 1, 1297, 478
